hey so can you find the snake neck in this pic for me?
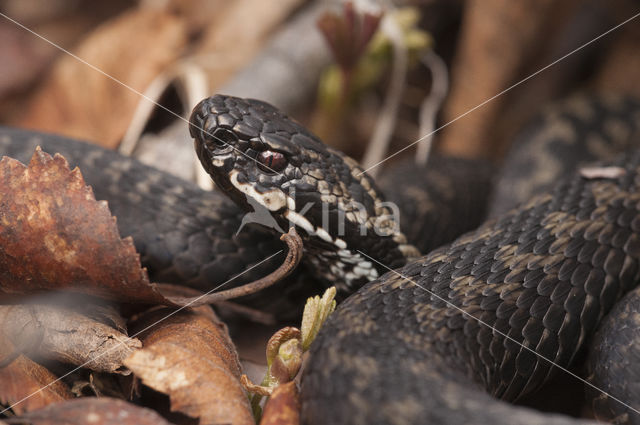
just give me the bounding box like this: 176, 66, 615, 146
288, 148, 420, 292
189, 94, 419, 293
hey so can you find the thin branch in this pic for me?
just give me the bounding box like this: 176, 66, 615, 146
213, 301, 277, 325
167, 227, 303, 307
360, 14, 408, 177
415, 50, 449, 165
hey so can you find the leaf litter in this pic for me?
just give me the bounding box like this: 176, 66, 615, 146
0, 146, 309, 423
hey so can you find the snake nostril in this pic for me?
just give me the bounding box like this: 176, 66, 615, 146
189, 112, 206, 139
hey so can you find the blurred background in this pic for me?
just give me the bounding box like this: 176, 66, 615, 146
1, 0, 639, 182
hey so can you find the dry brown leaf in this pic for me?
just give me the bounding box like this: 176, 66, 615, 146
0, 304, 141, 374
10, 397, 174, 425
260, 382, 300, 425
0, 149, 303, 308
0, 148, 168, 304
194, 0, 304, 89
17, 7, 188, 148
124, 308, 253, 425
0, 345, 72, 416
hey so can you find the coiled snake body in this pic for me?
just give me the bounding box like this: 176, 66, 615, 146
189, 94, 640, 425
2, 94, 640, 424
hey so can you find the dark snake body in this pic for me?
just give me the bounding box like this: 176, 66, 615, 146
379, 156, 493, 254
589, 286, 640, 424
491, 94, 640, 217
303, 151, 640, 424
188, 94, 640, 425
1, 94, 640, 423
300, 95, 640, 425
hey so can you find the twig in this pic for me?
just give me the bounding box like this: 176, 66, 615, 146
415, 50, 449, 165
177, 227, 304, 307
213, 301, 277, 326
360, 13, 408, 178
154, 283, 277, 324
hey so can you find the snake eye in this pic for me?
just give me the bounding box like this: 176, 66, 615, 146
208, 128, 238, 148
257, 150, 287, 173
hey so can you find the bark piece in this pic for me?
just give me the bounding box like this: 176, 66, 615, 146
0, 304, 141, 374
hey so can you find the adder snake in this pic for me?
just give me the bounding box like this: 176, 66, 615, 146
2, 94, 640, 424
189, 94, 640, 425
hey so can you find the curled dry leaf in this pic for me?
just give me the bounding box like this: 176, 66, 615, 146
0, 148, 169, 304
8, 397, 174, 425
241, 374, 272, 397
0, 304, 141, 374
124, 308, 253, 425
265, 327, 302, 386
0, 340, 72, 415
78, 303, 128, 335
17, 8, 188, 148
259, 382, 300, 425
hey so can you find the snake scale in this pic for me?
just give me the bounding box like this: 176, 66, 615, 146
1, 94, 640, 423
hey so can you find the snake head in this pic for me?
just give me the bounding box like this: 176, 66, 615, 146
190, 94, 418, 292
190, 95, 303, 217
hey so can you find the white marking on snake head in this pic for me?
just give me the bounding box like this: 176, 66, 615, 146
212, 154, 232, 167
229, 169, 289, 211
